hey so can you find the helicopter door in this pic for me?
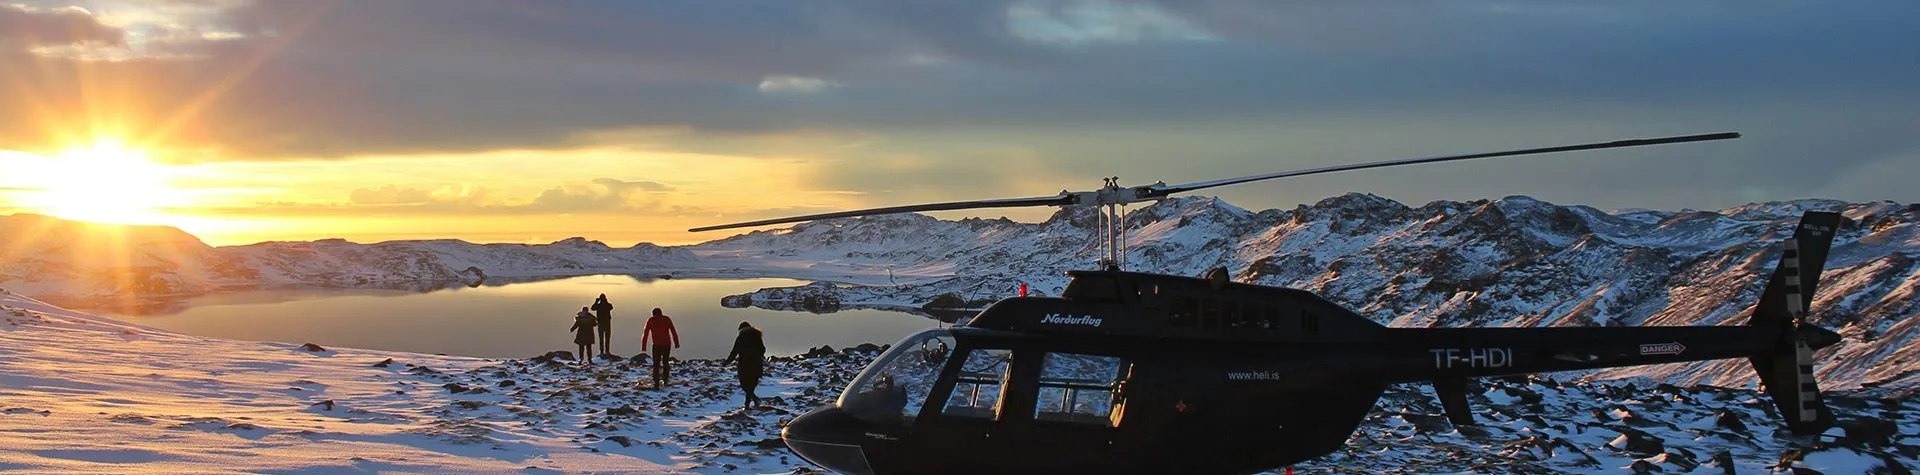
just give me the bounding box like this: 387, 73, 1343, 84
941, 348, 1013, 420
913, 346, 1015, 470
1023, 352, 1130, 468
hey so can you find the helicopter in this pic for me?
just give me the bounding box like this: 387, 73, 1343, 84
688, 132, 1849, 475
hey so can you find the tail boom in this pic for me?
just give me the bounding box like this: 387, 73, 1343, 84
1379, 211, 1849, 436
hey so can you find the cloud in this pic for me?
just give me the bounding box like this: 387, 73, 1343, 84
0, 4, 126, 47
0, 0, 1915, 212
262, 178, 675, 216
348, 185, 435, 205
758, 75, 839, 94
525, 178, 673, 213
347, 184, 488, 206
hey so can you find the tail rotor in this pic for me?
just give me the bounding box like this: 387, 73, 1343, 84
1747, 211, 1848, 436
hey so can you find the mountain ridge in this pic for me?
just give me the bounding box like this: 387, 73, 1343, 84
3, 195, 1916, 395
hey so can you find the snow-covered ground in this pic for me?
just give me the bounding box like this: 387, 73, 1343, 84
0, 288, 866, 474
4, 288, 1915, 474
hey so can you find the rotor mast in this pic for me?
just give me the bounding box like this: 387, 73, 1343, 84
1093, 176, 1158, 270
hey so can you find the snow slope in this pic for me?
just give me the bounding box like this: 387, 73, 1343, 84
0, 288, 852, 474
1, 289, 1913, 474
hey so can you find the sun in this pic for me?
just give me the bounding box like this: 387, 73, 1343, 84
14, 141, 186, 224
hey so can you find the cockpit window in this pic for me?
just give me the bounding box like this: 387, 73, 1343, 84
942, 348, 1012, 419
1033, 353, 1127, 426
838, 330, 954, 425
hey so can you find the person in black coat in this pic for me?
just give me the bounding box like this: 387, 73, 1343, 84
591, 294, 614, 356
720, 321, 767, 408
569, 306, 596, 366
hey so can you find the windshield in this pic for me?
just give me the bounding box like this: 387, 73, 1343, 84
838, 329, 955, 425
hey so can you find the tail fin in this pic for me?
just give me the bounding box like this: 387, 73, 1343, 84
1747, 211, 1847, 436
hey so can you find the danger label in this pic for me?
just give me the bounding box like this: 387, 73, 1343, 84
1639, 342, 1686, 356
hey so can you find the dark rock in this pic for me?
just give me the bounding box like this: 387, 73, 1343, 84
1713, 409, 1748, 432
1776, 448, 1809, 472
1836, 417, 1899, 447
311, 400, 335, 411
804, 346, 837, 358
533, 351, 575, 363
1519, 415, 1551, 428
607, 405, 638, 416
372, 358, 393, 368
1870, 454, 1914, 475
443, 383, 470, 394
1614, 428, 1666, 456
1705, 450, 1738, 475
1501, 386, 1544, 405
299, 343, 327, 352
497, 380, 516, 388
1661, 451, 1699, 472
1401, 412, 1453, 435
1546, 437, 1601, 466
851, 343, 882, 354
605, 435, 633, 447
453, 400, 488, 410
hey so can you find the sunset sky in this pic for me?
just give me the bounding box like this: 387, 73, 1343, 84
1, 1, 1915, 247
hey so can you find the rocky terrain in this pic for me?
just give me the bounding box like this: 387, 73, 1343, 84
3, 284, 1914, 473
710, 195, 1920, 397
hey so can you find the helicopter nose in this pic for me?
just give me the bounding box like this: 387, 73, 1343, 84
782, 406, 877, 475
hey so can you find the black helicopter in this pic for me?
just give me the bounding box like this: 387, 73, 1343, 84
689, 132, 1849, 475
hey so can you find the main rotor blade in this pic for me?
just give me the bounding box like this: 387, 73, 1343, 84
689, 194, 1076, 232
1143, 132, 1740, 199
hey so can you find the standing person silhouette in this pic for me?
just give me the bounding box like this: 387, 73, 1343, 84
569, 306, 596, 366
640, 308, 680, 388
591, 294, 614, 356
721, 321, 766, 408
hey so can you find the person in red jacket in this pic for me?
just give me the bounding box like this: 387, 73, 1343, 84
640, 307, 680, 388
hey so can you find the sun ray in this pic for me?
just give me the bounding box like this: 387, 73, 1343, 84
0, 212, 65, 263
142, 1, 341, 151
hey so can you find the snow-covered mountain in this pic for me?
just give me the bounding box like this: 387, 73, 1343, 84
3, 194, 1917, 394
705, 195, 1920, 396
0, 214, 699, 301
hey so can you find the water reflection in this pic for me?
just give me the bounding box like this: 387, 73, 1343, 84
75, 275, 943, 360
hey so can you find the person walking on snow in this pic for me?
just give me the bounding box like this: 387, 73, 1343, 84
591, 294, 614, 356
641, 308, 680, 388
569, 306, 596, 366
721, 321, 767, 408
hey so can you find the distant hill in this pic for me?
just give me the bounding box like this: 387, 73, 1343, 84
2, 195, 1916, 395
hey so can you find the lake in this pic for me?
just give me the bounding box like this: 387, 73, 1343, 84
79, 275, 946, 360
